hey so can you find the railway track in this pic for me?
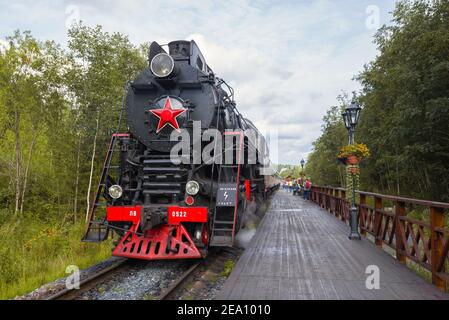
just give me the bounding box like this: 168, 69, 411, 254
45, 247, 241, 300
157, 261, 203, 300
157, 247, 242, 300
46, 258, 129, 300
46, 258, 205, 300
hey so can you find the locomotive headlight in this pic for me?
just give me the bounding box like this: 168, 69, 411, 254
109, 185, 123, 199
150, 53, 175, 78
186, 181, 200, 196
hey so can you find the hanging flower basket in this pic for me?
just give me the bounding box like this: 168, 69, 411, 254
337, 143, 370, 165
347, 155, 359, 165
348, 166, 360, 175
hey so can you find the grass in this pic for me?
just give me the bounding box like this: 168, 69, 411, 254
221, 260, 235, 278
0, 214, 112, 299
204, 272, 218, 284
407, 261, 432, 283
185, 282, 194, 291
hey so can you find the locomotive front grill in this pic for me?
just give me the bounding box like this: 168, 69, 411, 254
141, 155, 188, 202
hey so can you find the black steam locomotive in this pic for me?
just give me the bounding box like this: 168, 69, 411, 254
83, 40, 280, 260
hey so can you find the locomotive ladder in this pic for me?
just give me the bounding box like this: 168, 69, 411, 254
83, 133, 130, 242
209, 132, 244, 247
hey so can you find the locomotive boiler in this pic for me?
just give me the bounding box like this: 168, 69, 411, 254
83, 40, 280, 260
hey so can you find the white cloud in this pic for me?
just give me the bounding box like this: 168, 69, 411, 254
0, 0, 395, 164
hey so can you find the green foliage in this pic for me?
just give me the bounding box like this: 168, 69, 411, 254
0, 217, 112, 299
307, 0, 449, 202
357, 0, 449, 200
0, 25, 147, 298
0, 25, 146, 218
278, 164, 304, 179
345, 165, 360, 202
306, 101, 348, 186
221, 260, 236, 278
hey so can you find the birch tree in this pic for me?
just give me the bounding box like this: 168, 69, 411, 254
65, 24, 146, 222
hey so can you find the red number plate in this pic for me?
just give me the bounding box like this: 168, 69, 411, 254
106, 206, 141, 223
168, 207, 208, 225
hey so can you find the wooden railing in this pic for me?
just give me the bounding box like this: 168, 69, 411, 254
311, 186, 449, 291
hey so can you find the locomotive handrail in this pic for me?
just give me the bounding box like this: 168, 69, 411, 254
310, 186, 449, 291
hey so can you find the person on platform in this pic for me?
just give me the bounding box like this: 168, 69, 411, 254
303, 178, 312, 200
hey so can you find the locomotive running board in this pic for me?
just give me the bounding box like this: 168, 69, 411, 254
112, 224, 202, 260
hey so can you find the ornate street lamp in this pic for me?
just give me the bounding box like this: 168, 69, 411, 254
342, 102, 362, 145
342, 111, 351, 129
300, 158, 305, 173
342, 101, 362, 241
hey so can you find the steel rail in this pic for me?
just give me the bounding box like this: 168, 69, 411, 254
157, 261, 203, 300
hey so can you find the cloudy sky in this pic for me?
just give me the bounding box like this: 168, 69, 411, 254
0, 0, 397, 164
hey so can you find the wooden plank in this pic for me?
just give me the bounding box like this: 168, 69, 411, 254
430, 206, 446, 290
216, 191, 449, 300
374, 196, 383, 247
395, 201, 407, 264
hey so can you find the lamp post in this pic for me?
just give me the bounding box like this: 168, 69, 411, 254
300, 158, 305, 173
342, 101, 362, 241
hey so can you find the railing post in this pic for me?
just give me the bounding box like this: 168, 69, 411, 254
324, 188, 328, 209
374, 196, 383, 248
341, 189, 346, 222
330, 188, 335, 215
360, 194, 366, 237
324, 188, 328, 210
430, 206, 446, 290
336, 189, 341, 218
395, 201, 406, 264
322, 188, 325, 208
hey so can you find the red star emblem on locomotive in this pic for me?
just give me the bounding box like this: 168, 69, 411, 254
149, 96, 186, 134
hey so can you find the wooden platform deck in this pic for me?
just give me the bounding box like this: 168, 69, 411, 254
217, 191, 449, 300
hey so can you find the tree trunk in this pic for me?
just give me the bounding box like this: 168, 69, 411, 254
85, 113, 100, 222
73, 134, 82, 222
416, 165, 425, 195
423, 167, 431, 191
14, 108, 22, 215
19, 131, 37, 214
385, 159, 392, 193
395, 150, 400, 196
